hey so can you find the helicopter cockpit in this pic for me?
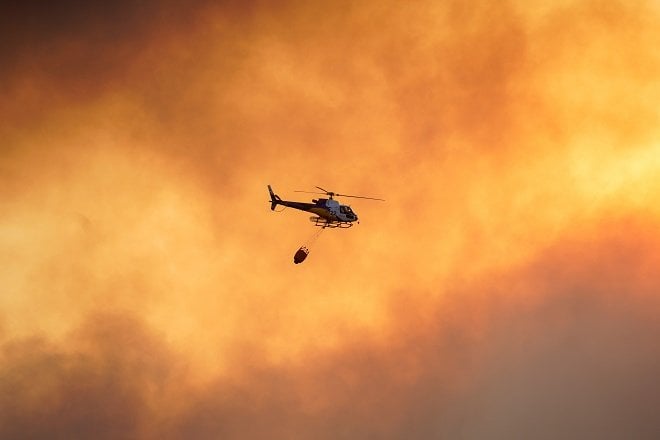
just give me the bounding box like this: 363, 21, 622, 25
339, 205, 357, 220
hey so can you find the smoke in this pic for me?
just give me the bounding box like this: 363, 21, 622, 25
2, 0, 660, 438
2, 220, 660, 439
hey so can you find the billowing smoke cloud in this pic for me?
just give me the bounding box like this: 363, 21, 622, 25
2, 0, 660, 438
2, 221, 660, 438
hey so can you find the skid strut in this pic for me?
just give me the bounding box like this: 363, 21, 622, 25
309, 217, 353, 228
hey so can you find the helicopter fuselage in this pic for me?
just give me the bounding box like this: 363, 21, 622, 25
268, 185, 358, 225
282, 198, 357, 222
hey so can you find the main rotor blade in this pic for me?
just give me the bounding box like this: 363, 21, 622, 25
294, 190, 326, 195
303, 186, 385, 201
335, 193, 386, 201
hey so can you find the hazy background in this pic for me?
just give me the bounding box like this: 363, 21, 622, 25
2, 0, 660, 438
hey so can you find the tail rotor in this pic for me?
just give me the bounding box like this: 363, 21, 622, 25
268, 185, 282, 210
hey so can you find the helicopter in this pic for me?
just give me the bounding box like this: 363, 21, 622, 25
268, 185, 384, 228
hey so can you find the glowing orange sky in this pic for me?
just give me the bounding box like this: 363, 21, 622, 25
1, 0, 660, 438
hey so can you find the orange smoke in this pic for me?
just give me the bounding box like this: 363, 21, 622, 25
2, 0, 660, 437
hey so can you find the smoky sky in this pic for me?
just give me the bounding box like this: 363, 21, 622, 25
2, 0, 660, 439
2, 221, 660, 439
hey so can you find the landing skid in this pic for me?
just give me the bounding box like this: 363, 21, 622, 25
309, 217, 353, 228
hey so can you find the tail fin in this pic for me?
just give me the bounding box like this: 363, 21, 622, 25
268, 185, 281, 211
